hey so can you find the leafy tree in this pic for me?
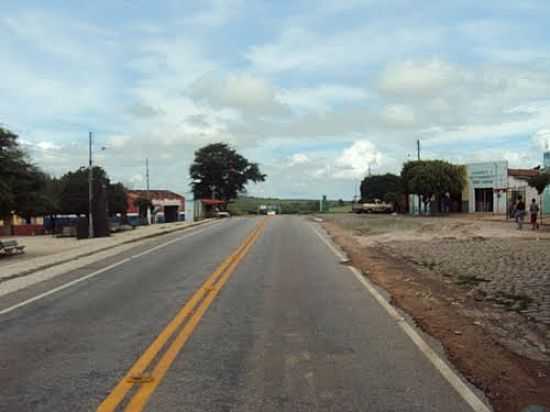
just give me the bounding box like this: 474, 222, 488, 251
401, 160, 465, 213
360, 173, 401, 201
59, 166, 110, 215
527, 173, 550, 195
190, 143, 266, 204
0, 127, 51, 232
383, 192, 402, 212
527, 172, 550, 224
15, 168, 52, 221
108, 183, 128, 216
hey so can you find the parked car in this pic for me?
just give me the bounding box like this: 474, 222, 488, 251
216, 211, 231, 218
352, 199, 393, 214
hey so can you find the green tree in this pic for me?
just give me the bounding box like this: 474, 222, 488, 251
0, 127, 51, 233
383, 192, 402, 212
360, 173, 401, 201
401, 160, 465, 214
527, 173, 550, 196
190, 143, 266, 204
108, 183, 129, 217
59, 166, 110, 215
527, 172, 550, 224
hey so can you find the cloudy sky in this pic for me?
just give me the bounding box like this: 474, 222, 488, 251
2, 1, 550, 199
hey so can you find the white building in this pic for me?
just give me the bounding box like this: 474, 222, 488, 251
408, 160, 540, 215
464, 161, 538, 214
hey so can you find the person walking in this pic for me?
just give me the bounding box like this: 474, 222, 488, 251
514, 196, 526, 230
530, 198, 540, 230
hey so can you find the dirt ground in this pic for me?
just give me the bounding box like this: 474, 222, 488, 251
321, 213, 550, 412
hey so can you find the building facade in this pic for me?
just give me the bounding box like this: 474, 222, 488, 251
127, 190, 185, 224
463, 161, 538, 214
408, 160, 540, 215
464, 161, 508, 213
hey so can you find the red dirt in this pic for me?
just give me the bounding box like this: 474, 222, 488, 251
323, 220, 550, 412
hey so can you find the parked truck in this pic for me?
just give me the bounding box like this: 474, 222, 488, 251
352, 199, 393, 214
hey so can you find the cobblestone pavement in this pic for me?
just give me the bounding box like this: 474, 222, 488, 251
382, 238, 550, 326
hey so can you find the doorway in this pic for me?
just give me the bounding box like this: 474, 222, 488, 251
475, 188, 493, 212
163, 206, 179, 223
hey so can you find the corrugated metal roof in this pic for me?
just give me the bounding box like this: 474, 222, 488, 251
508, 169, 539, 178
128, 190, 185, 200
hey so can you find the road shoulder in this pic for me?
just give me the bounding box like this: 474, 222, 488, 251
321, 218, 550, 412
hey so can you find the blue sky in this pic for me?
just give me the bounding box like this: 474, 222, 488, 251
1, 0, 550, 199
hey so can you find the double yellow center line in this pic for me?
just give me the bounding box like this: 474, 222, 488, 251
97, 218, 267, 412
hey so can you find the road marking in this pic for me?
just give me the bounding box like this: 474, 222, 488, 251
310, 223, 491, 412
97, 218, 267, 412
0, 221, 222, 316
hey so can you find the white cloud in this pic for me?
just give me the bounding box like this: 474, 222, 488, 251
182, 0, 244, 27
108, 135, 132, 149
382, 104, 417, 128
189, 72, 287, 116
333, 140, 382, 178
533, 129, 550, 151
379, 60, 462, 97
288, 153, 310, 166
279, 85, 368, 113
246, 25, 441, 74
35, 141, 62, 151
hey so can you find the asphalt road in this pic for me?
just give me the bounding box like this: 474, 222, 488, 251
0, 216, 483, 412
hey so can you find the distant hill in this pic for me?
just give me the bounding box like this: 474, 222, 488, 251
228, 196, 351, 215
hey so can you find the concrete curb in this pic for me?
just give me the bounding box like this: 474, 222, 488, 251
0, 219, 215, 284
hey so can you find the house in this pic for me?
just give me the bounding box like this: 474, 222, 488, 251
0, 215, 44, 236
408, 160, 540, 215
193, 198, 225, 220
463, 162, 538, 214
127, 190, 185, 224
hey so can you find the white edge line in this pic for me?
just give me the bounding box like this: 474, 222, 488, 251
0, 222, 220, 316
310, 223, 491, 412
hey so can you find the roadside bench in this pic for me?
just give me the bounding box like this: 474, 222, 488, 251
0, 240, 26, 256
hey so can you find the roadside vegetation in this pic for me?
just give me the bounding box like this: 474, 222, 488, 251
0, 127, 129, 236
190, 143, 266, 206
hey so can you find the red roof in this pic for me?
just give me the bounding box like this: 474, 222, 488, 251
200, 198, 225, 205
508, 169, 539, 178
128, 190, 185, 200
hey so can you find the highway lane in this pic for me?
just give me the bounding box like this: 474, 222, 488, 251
0, 217, 258, 411
0, 216, 484, 411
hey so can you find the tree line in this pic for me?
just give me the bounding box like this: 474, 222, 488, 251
0, 127, 132, 234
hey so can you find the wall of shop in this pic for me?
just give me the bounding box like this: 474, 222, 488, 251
465, 161, 508, 213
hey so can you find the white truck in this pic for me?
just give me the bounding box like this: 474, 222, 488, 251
352, 199, 393, 214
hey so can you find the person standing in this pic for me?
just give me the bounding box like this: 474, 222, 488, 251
529, 198, 540, 230
514, 196, 526, 230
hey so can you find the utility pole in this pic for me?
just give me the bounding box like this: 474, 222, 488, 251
146, 158, 151, 224
88, 132, 94, 239
417, 138, 421, 215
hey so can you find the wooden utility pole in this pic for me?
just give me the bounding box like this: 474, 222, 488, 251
146, 158, 151, 224
88, 132, 94, 238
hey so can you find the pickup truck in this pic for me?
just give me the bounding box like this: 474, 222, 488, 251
352, 199, 393, 214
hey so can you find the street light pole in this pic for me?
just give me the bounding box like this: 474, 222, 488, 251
88, 131, 94, 238
146, 158, 151, 224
